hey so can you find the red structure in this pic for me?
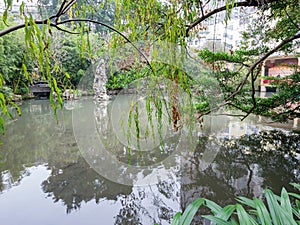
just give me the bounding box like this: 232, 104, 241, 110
260, 56, 299, 92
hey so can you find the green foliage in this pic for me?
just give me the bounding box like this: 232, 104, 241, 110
241, 0, 299, 53
198, 29, 299, 120
167, 184, 300, 225
194, 101, 209, 112
0, 18, 29, 95
252, 72, 300, 121
0, 18, 26, 139
198, 48, 251, 65
0, 86, 13, 102
266, 0, 299, 42
50, 32, 91, 87
106, 67, 147, 90
174, 198, 205, 225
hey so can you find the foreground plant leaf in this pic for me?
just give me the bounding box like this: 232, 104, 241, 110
179, 198, 205, 225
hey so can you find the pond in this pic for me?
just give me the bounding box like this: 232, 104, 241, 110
0, 97, 299, 225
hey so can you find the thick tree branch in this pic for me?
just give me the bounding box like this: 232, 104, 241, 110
186, 0, 279, 37
0, 0, 76, 37
0, 19, 48, 36
186, 1, 250, 37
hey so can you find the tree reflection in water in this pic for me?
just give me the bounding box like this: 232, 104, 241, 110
42, 155, 180, 224
181, 130, 299, 224
40, 130, 299, 224
0, 99, 299, 224
41, 158, 132, 213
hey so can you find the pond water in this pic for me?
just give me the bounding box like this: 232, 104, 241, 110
0, 97, 299, 225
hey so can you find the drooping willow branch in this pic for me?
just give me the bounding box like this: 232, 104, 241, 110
0, 5, 178, 122
0, 0, 74, 37
1, 0, 298, 122
0, 19, 153, 75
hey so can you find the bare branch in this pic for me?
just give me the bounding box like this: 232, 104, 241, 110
61, 0, 77, 15
227, 103, 249, 113
199, 1, 205, 17
55, 0, 68, 19
186, 0, 279, 37
283, 7, 299, 30
212, 113, 245, 117
213, 57, 250, 67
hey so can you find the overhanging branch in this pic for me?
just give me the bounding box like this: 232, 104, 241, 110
0, 19, 50, 37
56, 19, 153, 73
225, 32, 300, 103
185, 0, 279, 37
186, 1, 250, 37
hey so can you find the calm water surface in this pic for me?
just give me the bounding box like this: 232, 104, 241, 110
0, 97, 299, 225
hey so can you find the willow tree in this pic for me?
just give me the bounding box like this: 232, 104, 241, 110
0, 0, 299, 135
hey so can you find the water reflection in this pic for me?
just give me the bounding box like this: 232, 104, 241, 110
41, 157, 132, 213
0, 100, 79, 193
181, 130, 299, 224
0, 98, 298, 225
182, 130, 299, 200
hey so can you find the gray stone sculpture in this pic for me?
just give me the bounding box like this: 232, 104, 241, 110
93, 59, 109, 101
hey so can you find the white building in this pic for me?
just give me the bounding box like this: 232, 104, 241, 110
0, 0, 40, 19
188, 5, 256, 51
